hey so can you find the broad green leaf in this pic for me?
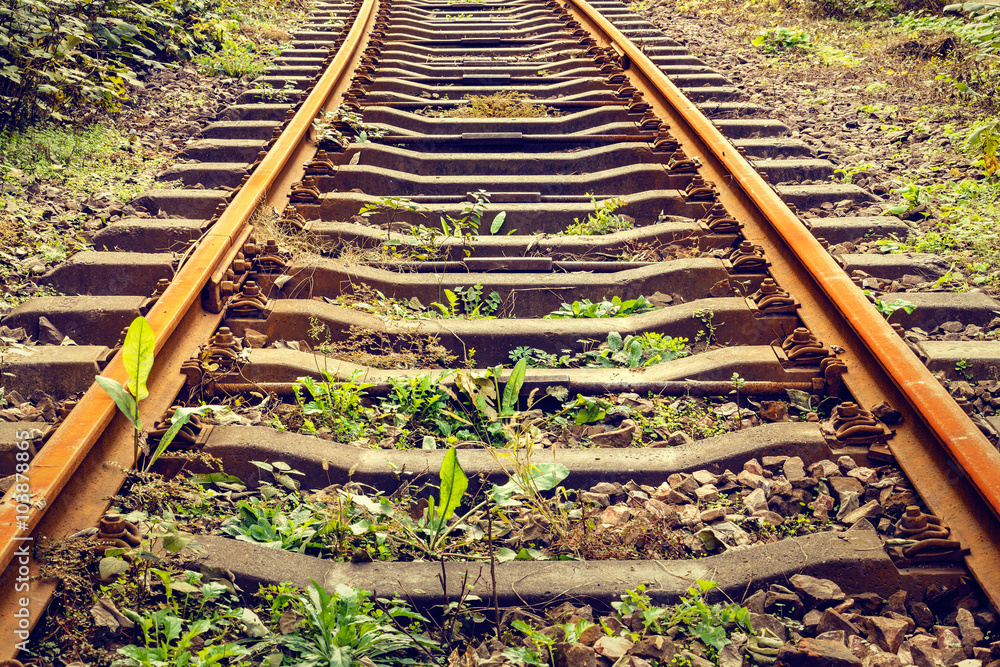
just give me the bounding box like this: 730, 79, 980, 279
627, 339, 643, 367
489, 211, 507, 234
94, 375, 140, 430
99, 556, 129, 580
144, 405, 225, 472
502, 358, 527, 416
437, 446, 468, 521
607, 331, 623, 351
122, 316, 155, 401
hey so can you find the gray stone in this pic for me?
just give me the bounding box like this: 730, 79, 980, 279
594, 635, 633, 660
817, 609, 862, 637
867, 616, 908, 653
556, 642, 597, 667
775, 638, 862, 666
790, 574, 846, 607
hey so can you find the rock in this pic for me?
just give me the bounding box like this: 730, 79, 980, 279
581, 492, 611, 507
737, 469, 767, 489
829, 476, 864, 499
790, 574, 846, 607
37, 316, 66, 345
751, 612, 789, 641
579, 624, 603, 646
243, 328, 268, 348
667, 431, 694, 447
817, 630, 847, 645
838, 456, 858, 471
700, 507, 726, 523
934, 626, 962, 651
867, 616, 909, 653
784, 456, 807, 481
817, 609, 862, 637
744, 458, 765, 475
809, 459, 840, 479
594, 636, 633, 660
744, 487, 769, 512
803, 609, 824, 634
695, 484, 719, 502
847, 467, 878, 484
557, 642, 597, 667
591, 482, 623, 496
630, 635, 676, 663
840, 501, 882, 524
862, 654, 902, 667
958, 608, 985, 653
599, 505, 631, 526
775, 638, 862, 666
885, 591, 907, 615
765, 586, 804, 618
692, 469, 719, 485
744, 590, 766, 614
591, 420, 637, 447
906, 602, 934, 629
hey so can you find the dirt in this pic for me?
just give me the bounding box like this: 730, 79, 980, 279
638, 0, 991, 221
0, 66, 256, 315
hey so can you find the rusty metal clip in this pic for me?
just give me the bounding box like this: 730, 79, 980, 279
255, 239, 288, 273
147, 406, 214, 452
700, 202, 740, 233
652, 128, 679, 153
888, 506, 970, 564
751, 278, 797, 313
305, 150, 338, 175
685, 175, 716, 201
823, 401, 891, 445
278, 206, 308, 231
98, 513, 141, 547
290, 177, 321, 203
667, 150, 698, 173
226, 280, 270, 319
728, 241, 768, 273
780, 327, 832, 366
140, 278, 172, 316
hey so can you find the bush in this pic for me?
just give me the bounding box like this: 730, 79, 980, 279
0, 0, 232, 126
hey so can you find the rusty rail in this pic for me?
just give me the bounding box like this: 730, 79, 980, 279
0, 0, 377, 655
561, 0, 1000, 606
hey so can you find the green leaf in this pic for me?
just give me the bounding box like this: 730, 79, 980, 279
437, 446, 468, 521
502, 358, 527, 416
607, 331, 623, 351
122, 316, 155, 401
94, 375, 141, 430
489, 211, 507, 234
144, 405, 226, 472
99, 556, 129, 580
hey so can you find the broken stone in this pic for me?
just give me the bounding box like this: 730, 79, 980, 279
790, 574, 846, 608
556, 642, 597, 667
694, 484, 720, 502
867, 616, 909, 653
840, 501, 882, 525
594, 635, 633, 660
817, 609, 862, 637
775, 637, 861, 666
743, 487, 768, 512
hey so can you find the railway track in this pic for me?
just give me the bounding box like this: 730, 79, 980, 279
3, 0, 1000, 662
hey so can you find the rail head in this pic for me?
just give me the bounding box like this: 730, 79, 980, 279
0, 0, 379, 592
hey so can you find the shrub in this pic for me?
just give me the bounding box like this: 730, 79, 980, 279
0, 0, 232, 126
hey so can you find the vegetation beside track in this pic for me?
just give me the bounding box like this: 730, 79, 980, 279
643, 0, 1000, 295
0, 0, 308, 312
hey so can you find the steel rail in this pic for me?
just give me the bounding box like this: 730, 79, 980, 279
0, 0, 377, 651
562, 0, 1000, 605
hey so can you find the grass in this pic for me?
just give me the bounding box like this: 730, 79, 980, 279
432, 91, 554, 118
